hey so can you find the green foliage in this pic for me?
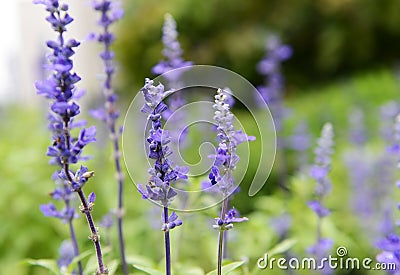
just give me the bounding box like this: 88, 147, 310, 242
3, 69, 399, 274
115, 0, 400, 95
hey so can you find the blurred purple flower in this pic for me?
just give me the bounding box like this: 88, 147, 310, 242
152, 14, 192, 80
57, 240, 75, 270
307, 123, 334, 267
348, 108, 368, 146
256, 35, 292, 133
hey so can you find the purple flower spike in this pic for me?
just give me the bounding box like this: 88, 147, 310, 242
376, 114, 400, 270
138, 78, 188, 211
310, 123, 334, 197
210, 88, 252, 275
256, 34, 292, 133
152, 14, 193, 78
307, 123, 335, 266
34, 1, 107, 273
139, 78, 189, 275
90, 2, 126, 271
209, 88, 255, 195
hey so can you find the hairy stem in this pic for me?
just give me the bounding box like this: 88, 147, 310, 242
76, 188, 107, 274
63, 123, 107, 274
109, 121, 127, 274
217, 198, 229, 275
164, 206, 171, 275
99, 10, 128, 272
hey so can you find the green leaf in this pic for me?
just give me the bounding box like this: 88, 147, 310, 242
24, 259, 59, 274
133, 264, 164, 275
206, 260, 245, 275
126, 254, 154, 267
267, 238, 297, 257
67, 249, 93, 273
176, 266, 205, 275
106, 259, 120, 275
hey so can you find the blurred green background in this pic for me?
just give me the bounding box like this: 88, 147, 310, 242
3, 0, 400, 274
115, 0, 400, 93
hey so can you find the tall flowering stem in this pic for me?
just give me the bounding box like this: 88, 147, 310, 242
208, 89, 253, 275
257, 35, 292, 188
376, 114, 400, 271
307, 123, 334, 273
152, 14, 193, 145
138, 79, 188, 275
152, 14, 192, 85
33, 1, 107, 274
90, 1, 126, 273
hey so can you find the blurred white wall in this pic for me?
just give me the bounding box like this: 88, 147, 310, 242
0, 0, 102, 106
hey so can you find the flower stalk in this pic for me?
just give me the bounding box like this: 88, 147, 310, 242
138, 79, 188, 275
90, 1, 127, 273
34, 0, 107, 273
307, 123, 334, 274
208, 88, 253, 275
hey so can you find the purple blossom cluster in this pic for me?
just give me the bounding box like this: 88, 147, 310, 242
138, 78, 188, 227
257, 35, 292, 133
89, 1, 127, 273
152, 14, 193, 148
208, 88, 255, 197
137, 78, 189, 275
90, 0, 124, 123
33, 0, 107, 274
307, 123, 334, 271
152, 14, 192, 80
208, 88, 253, 275
376, 114, 400, 271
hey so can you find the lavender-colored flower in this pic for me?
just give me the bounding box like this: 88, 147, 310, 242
286, 121, 311, 170
256, 34, 292, 133
138, 78, 188, 275
376, 233, 400, 273
310, 123, 334, 197
57, 240, 75, 271
208, 88, 255, 196
348, 108, 368, 146
213, 208, 248, 231
307, 123, 334, 274
99, 211, 115, 229
90, 1, 127, 273
306, 238, 334, 260
270, 213, 292, 238
307, 200, 331, 218
34, 1, 107, 273
152, 14, 192, 80
138, 78, 187, 209
209, 88, 253, 275
152, 14, 193, 149
380, 101, 400, 143
376, 115, 400, 270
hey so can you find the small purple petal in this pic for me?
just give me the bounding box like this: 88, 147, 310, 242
88, 192, 96, 203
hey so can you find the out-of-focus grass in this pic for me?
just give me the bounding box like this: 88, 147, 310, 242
1, 68, 399, 274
